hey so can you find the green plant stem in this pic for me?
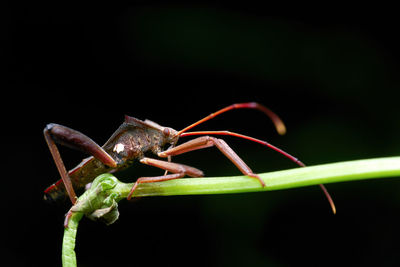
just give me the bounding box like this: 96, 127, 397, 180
121, 156, 400, 198
62, 212, 83, 267
62, 156, 400, 267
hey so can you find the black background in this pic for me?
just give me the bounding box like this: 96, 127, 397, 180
3, 1, 400, 266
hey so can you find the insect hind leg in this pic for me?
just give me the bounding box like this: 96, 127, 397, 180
44, 123, 117, 204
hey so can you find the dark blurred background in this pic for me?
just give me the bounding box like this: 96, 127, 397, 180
3, 1, 400, 266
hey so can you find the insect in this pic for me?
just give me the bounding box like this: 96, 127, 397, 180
44, 102, 335, 213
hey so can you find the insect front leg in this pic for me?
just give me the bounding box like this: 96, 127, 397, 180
44, 124, 117, 204
158, 136, 265, 187
127, 157, 204, 200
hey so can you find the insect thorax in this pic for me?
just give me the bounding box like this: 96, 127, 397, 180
107, 127, 167, 165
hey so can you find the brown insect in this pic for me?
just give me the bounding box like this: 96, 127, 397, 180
44, 102, 335, 212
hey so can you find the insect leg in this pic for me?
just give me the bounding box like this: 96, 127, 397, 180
44, 124, 117, 204
158, 136, 265, 186
45, 124, 117, 167
127, 173, 185, 200
44, 127, 77, 204
127, 157, 204, 199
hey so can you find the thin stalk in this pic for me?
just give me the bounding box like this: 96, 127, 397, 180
120, 156, 400, 198
62, 156, 400, 267
62, 212, 83, 267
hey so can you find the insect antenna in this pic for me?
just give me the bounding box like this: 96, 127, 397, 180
180, 131, 304, 165
175, 102, 286, 137
180, 130, 336, 214
180, 131, 310, 178
175, 102, 297, 165
175, 103, 335, 214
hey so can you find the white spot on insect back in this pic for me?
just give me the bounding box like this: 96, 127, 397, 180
113, 143, 125, 154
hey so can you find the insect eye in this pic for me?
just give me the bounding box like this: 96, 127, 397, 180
163, 128, 170, 136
